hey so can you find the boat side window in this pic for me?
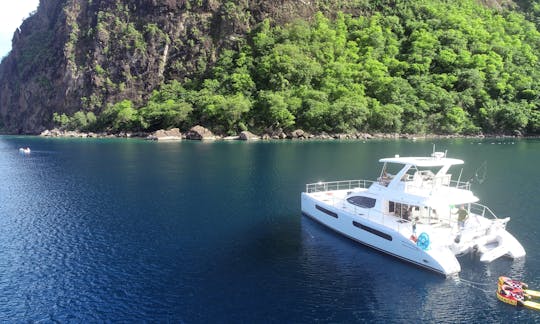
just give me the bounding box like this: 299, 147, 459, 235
347, 196, 376, 208
316, 205, 338, 218
352, 221, 392, 241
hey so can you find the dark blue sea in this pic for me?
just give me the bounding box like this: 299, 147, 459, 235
0, 136, 539, 322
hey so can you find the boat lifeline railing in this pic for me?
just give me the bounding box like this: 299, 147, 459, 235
449, 179, 471, 190
423, 175, 470, 190
469, 202, 498, 220
402, 171, 470, 190
306, 180, 374, 193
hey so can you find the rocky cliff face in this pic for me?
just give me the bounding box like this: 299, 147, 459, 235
0, 0, 68, 133
0, 0, 348, 134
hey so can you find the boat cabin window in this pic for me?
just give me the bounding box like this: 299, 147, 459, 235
347, 196, 376, 209
389, 201, 442, 223
389, 201, 419, 221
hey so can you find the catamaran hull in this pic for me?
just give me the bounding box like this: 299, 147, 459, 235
301, 193, 461, 276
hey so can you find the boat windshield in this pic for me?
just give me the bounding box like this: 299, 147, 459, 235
379, 162, 452, 187
378, 162, 401, 186
402, 166, 437, 181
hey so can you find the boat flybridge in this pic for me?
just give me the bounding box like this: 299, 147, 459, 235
301, 151, 525, 276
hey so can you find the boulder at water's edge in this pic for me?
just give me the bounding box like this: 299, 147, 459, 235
147, 128, 183, 141
185, 125, 216, 140
239, 131, 260, 140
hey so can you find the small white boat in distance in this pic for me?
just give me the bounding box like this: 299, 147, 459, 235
19, 147, 31, 154
301, 151, 525, 276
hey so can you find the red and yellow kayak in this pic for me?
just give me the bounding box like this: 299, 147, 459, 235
498, 276, 540, 298
497, 277, 540, 311
499, 276, 528, 289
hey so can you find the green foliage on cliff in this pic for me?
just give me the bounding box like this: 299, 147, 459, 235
56, 0, 540, 135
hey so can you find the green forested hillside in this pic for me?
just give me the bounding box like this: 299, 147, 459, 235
55, 0, 540, 136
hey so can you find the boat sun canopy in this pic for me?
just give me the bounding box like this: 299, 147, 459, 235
379, 156, 464, 168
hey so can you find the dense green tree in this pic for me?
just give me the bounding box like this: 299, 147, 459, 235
369, 101, 403, 133
139, 100, 192, 131
328, 93, 370, 132
52, 111, 97, 131
296, 88, 331, 131
105, 100, 142, 132
138, 81, 193, 131
52, 112, 70, 129
494, 101, 530, 133
70, 111, 90, 130
255, 91, 296, 130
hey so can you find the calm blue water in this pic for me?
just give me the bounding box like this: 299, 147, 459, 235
0, 136, 539, 322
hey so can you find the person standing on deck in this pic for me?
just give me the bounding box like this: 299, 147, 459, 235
457, 205, 469, 230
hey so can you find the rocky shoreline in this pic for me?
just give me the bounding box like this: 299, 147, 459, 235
38, 125, 521, 141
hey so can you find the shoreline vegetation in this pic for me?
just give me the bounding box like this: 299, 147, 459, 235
37, 125, 525, 141
38, 2, 540, 138
3, 2, 540, 136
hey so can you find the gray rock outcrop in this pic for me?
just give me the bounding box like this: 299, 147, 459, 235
289, 129, 309, 139
185, 125, 216, 140
146, 128, 183, 141
238, 131, 260, 140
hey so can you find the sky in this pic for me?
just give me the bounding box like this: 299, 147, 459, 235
0, 1, 40, 58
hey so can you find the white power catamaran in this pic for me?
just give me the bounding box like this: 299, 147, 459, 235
301, 151, 525, 275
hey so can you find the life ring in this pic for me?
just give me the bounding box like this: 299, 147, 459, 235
417, 232, 430, 250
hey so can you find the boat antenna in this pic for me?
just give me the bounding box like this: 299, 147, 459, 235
457, 168, 463, 185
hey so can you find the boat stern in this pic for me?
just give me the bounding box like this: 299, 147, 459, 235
496, 230, 525, 259
476, 228, 525, 263
426, 247, 462, 276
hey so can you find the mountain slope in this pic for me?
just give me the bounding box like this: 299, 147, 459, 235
1, 0, 538, 135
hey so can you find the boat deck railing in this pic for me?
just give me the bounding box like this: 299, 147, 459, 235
306, 180, 374, 193
470, 202, 498, 220
406, 176, 471, 190
450, 179, 471, 190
